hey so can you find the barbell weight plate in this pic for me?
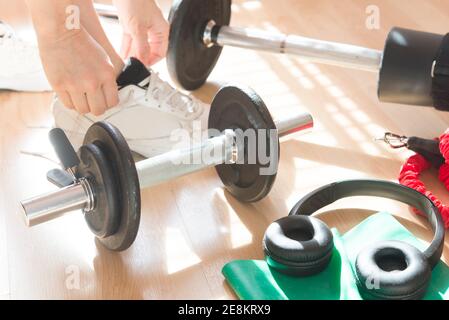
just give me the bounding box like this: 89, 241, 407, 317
378, 27, 443, 107
77, 143, 119, 239
208, 85, 280, 202
83, 122, 141, 251
167, 0, 232, 90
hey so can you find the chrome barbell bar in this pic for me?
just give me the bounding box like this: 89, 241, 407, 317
94, 3, 382, 72
204, 22, 383, 72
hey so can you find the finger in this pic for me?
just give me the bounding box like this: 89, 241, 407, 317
57, 91, 75, 109
102, 81, 119, 109
70, 92, 90, 115
147, 28, 169, 66
132, 29, 152, 65
146, 45, 166, 66
86, 88, 107, 116
120, 33, 132, 59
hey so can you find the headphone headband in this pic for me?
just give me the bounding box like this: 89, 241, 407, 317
289, 180, 445, 268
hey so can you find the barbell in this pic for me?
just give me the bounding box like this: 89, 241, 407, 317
165, 0, 449, 110
20, 85, 313, 251
95, 1, 449, 111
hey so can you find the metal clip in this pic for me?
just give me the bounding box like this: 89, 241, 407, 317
375, 132, 409, 149
203, 20, 217, 48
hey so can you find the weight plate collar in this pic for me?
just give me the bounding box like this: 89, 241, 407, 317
167, 0, 232, 90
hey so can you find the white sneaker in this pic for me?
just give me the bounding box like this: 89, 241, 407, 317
0, 21, 51, 92
53, 58, 210, 158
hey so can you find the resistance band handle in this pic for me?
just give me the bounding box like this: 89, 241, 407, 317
407, 136, 445, 168
49, 128, 80, 170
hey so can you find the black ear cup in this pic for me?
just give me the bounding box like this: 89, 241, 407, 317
263, 215, 334, 276
355, 241, 431, 300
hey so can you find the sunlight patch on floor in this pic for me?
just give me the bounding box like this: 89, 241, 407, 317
51, 213, 98, 271
276, 56, 315, 90
296, 59, 386, 157
241, 0, 262, 11
165, 227, 201, 275
215, 189, 253, 249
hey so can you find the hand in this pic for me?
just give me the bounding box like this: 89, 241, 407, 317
38, 28, 120, 116
113, 0, 169, 66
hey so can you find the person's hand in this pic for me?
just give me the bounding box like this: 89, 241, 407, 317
113, 0, 169, 66
38, 28, 121, 116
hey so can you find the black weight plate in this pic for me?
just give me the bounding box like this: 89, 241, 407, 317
167, 0, 232, 90
378, 27, 443, 107
77, 143, 119, 239
83, 122, 141, 251
208, 85, 279, 202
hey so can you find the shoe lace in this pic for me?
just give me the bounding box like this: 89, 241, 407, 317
145, 72, 203, 119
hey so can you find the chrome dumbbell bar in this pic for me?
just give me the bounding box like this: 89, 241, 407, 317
21, 112, 313, 227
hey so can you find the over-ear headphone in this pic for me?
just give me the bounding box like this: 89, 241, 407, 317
262, 180, 445, 300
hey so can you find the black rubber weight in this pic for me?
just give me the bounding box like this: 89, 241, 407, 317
77, 143, 119, 239
263, 215, 334, 276
167, 0, 231, 90
355, 241, 431, 300
378, 27, 443, 107
83, 122, 141, 251
208, 85, 279, 202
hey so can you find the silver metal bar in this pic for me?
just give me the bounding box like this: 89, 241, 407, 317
276, 112, 314, 138
94, 3, 118, 19
136, 112, 313, 188
21, 182, 89, 227
137, 130, 236, 189
214, 25, 383, 72
94, 4, 382, 71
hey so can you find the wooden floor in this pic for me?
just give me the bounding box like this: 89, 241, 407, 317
2, 0, 449, 299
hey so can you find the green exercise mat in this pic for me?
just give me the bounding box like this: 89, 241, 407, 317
342, 212, 449, 300
222, 229, 362, 300
222, 212, 449, 300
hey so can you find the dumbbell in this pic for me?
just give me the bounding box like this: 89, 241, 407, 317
163, 0, 449, 110
20, 85, 313, 252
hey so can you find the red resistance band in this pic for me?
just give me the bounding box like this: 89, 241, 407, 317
399, 130, 449, 228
